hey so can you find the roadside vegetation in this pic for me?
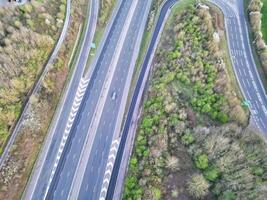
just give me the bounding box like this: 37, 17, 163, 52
99, 0, 116, 27
261, 0, 267, 42
0, 0, 89, 199
247, 0, 267, 78
88, 0, 116, 66
123, 2, 267, 200
0, 0, 66, 154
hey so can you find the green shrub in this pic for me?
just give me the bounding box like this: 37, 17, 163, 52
181, 132, 195, 145
26, 19, 34, 29
14, 20, 22, 29
59, 4, 66, 12
141, 117, 154, 134
251, 166, 264, 176
124, 176, 143, 199
218, 191, 236, 200
195, 154, 209, 170
187, 174, 210, 198
217, 112, 229, 124
152, 187, 161, 200
129, 157, 138, 172
204, 167, 220, 182
20, 4, 33, 13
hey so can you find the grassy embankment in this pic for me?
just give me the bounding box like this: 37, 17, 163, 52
247, 0, 267, 89
123, 1, 267, 200
85, 0, 117, 70
262, 0, 267, 42
125, 0, 193, 119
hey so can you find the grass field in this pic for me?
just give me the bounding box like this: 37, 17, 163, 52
262, 0, 267, 42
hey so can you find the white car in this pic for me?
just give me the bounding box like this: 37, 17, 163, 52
111, 91, 117, 100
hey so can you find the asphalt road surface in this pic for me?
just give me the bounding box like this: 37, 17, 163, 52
212, 0, 267, 133
23, 0, 98, 199
0, 0, 26, 6
25, 0, 152, 199
46, 0, 137, 198
106, 0, 178, 199
68, 1, 152, 199
45, 0, 152, 199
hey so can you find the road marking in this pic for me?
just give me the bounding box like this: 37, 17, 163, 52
255, 101, 261, 109
260, 118, 266, 128
262, 105, 267, 116
242, 68, 247, 76
246, 90, 252, 100
238, 68, 242, 75
245, 79, 250, 88
42, 77, 89, 199
99, 138, 120, 200
106, 135, 109, 142
73, 154, 76, 160
241, 79, 246, 86
61, 190, 64, 197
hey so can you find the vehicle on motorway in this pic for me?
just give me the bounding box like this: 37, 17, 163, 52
111, 91, 117, 100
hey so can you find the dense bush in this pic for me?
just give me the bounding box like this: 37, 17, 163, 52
195, 154, 209, 170
0, 0, 66, 153
187, 174, 210, 198
248, 0, 267, 76
124, 3, 266, 200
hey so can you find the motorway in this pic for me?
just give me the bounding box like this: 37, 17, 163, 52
211, 0, 267, 133
25, 0, 152, 199
23, 0, 98, 199
67, 1, 151, 198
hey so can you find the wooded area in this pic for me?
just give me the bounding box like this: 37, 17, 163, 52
0, 0, 89, 198
248, 0, 267, 79
0, 0, 66, 154
124, 2, 267, 200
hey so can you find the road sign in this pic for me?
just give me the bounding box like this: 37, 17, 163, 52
242, 100, 250, 108
91, 42, 96, 49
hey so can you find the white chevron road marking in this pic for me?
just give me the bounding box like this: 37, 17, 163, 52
43, 77, 89, 199
99, 138, 120, 200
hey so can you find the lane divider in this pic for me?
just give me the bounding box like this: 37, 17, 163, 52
99, 138, 120, 200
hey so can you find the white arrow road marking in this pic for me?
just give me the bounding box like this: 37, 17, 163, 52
105, 169, 112, 177
42, 78, 89, 199
99, 138, 120, 200
106, 162, 113, 169
108, 154, 116, 161
110, 146, 118, 154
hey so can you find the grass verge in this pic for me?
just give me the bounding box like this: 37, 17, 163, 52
85, 0, 116, 72
262, 0, 267, 42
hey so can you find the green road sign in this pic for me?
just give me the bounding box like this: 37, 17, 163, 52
242, 100, 250, 108
91, 43, 96, 49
